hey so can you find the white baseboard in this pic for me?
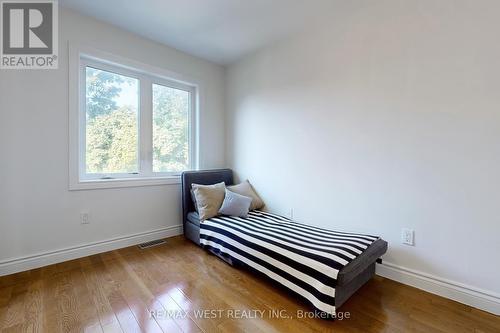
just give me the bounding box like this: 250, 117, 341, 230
376, 261, 500, 315
0, 225, 183, 277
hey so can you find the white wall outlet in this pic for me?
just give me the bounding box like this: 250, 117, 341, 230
80, 212, 90, 224
401, 228, 414, 246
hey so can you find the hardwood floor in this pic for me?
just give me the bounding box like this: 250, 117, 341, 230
0, 236, 498, 333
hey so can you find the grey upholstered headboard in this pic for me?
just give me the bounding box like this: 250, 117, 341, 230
181, 169, 234, 227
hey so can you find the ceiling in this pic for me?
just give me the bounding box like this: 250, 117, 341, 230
59, 0, 336, 65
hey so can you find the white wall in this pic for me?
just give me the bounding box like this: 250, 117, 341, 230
0, 8, 225, 270
226, 0, 500, 299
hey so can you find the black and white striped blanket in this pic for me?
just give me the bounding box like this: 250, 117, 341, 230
199, 210, 379, 316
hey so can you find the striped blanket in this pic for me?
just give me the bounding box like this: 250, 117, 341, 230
199, 210, 379, 316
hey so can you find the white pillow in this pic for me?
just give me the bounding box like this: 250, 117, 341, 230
218, 189, 252, 218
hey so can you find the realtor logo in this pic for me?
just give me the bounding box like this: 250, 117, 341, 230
1, 0, 58, 69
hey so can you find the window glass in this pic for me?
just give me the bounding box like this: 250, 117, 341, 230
85, 67, 139, 174
152, 83, 190, 173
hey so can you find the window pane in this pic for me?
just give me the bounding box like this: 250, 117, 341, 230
152, 84, 190, 173
85, 67, 139, 174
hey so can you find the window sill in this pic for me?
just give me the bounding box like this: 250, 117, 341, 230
69, 176, 181, 191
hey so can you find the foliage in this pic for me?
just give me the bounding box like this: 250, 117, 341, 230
86, 106, 138, 173
85, 67, 124, 120
152, 85, 189, 172
85, 67, 188, 174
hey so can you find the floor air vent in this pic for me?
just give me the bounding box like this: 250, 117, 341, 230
138, 239, 167, 249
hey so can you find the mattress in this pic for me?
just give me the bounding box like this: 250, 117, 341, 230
197, 210, 381, 316
188, 211, 387, 287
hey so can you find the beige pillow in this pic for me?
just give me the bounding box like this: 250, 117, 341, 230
191, 182, 226, 221
227, 180, 264, 211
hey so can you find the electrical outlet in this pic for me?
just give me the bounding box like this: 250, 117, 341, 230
80, 212, 90, 224
401, 228, 414, 246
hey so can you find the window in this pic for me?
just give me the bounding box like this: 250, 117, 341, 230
152, 84, 190, 173
70, 49, 197, 189
85, 67, 140, 175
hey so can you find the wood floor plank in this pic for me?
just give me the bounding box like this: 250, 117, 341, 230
83, 322, 104, 333
53, 270, 84, 332
102, 254, 163, 333
0, 235, 498, 333
96, 253, 145, 333
0, 283, 27, 330
0, 287, 13, 309
124, 252, 184, 333
22, 278, 43, 333
70, 267, 104, 332
41, 270, 62, 332
154, 284, 205, 333
105, 288, 142, 333
1, 323, 23, 333
81, 259, 123, 333
129, 247, 203, 333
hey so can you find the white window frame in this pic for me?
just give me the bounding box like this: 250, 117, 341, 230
69, 44, 199, 190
